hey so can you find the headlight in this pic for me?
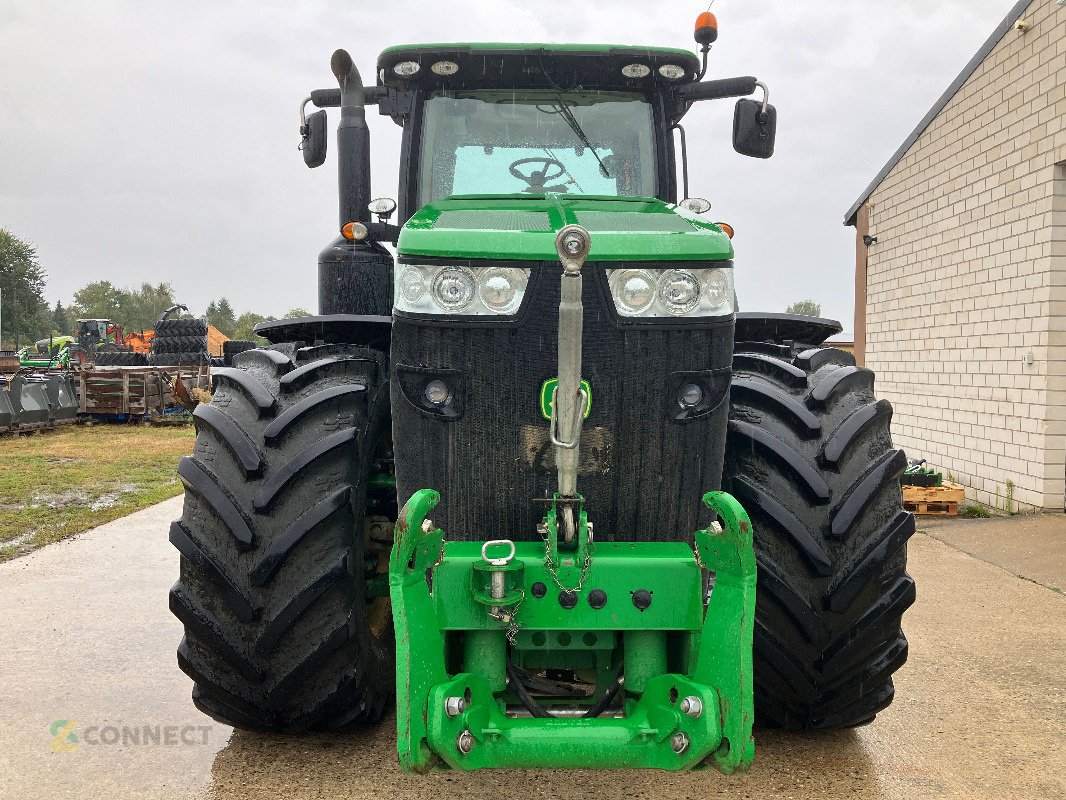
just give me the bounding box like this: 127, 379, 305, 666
609, 269, 656, 316
607, 266, 734, 318
395, 264, 531, 316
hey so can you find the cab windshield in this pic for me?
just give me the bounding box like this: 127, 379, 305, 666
417, 90, 657, 207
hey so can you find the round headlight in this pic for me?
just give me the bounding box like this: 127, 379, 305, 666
480, 267, 524, 313
610, 269, 656, 315
704, 269, 731, 309
658, 270, 701, 315
424, 380, 450, 405
393, 61, 420, 77
431, 267, 476, 311
398, 266, 428, 304
678, 383, 704, 408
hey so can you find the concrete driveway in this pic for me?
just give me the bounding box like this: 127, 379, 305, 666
1, 497, 1063, 799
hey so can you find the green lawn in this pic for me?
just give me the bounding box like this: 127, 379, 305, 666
0, 424, 194, 562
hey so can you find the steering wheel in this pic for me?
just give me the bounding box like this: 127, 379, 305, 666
509, 157, 568, 193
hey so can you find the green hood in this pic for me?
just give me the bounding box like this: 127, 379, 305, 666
397, 195, 734, 262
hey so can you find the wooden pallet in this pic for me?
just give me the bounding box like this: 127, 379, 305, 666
75, 365, 210, 417
903, 482, 965, 516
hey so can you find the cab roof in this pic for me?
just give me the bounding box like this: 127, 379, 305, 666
377, 43, 701, 92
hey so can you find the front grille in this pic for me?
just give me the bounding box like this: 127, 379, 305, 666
391, 262, 734, 542
433, 210, 554, 231
576, 211, 697, 233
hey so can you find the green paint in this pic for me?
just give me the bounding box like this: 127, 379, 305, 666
18, 345, 71, 370
389, 488, 756, 772
540, 378, 591, 421
398, 196, 734, 262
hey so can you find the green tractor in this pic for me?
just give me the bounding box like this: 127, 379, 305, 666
18, 336, 76, 370
170, 12, 914, 773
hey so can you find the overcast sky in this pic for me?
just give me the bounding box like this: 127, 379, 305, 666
1, 0, 1017, 335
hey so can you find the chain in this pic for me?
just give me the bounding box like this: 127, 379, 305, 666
542, 543, 592, 594
692, 540, 707, 571
495, 590, 527, 645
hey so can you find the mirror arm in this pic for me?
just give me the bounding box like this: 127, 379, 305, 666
676, 75, 759, 103
309, 86, 391, 109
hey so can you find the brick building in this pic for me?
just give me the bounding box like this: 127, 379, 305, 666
845, 0, 1066, 512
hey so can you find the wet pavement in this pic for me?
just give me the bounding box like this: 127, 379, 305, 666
1, 497, 1063, 799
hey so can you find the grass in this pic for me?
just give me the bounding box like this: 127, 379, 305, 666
0, 423, 194, 562
959, 502, 993, 519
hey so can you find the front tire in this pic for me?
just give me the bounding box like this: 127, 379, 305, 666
170, 342, 395, 731
724, 341, 915, 729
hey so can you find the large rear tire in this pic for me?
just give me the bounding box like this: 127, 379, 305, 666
724, 340, 915, 729
170, 342, 395, 731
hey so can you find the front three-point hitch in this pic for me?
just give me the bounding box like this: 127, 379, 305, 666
388, 226, 757, 772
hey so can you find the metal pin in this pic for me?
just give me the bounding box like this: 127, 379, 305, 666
670, 732, 690, 754
457, 730, 475, 754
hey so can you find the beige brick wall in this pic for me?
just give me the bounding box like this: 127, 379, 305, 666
864, 0, 1066, 512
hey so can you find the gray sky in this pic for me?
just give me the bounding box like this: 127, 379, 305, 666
1, 0, 1014, 335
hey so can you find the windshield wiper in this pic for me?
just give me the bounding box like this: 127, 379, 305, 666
553, 95, 610, 179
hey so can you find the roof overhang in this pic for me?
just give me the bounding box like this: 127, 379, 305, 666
843, 0, 1033, 226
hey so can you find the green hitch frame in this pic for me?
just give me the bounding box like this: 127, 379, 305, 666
389, 488, 756, 772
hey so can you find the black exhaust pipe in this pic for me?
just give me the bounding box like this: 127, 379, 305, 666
330, 49, 370, 228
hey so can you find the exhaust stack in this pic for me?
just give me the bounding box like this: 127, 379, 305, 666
330, 49, 371, 229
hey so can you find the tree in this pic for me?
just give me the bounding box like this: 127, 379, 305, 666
52, 300, 74, 336
126, 282, 178, 331
206, 297, 237, 337
284, 308, 312, 319
71, 281, 177, 333
785, 300, 822, 317
233, 311, 270, 341
0, 228, 51, 348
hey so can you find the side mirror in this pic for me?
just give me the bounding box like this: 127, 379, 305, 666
301, 109, 328, 168
733, 98, 776, 159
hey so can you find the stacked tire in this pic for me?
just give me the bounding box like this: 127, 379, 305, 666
153, 317, 209, 366
223, 340, 257, 366
96, 351, 149, 367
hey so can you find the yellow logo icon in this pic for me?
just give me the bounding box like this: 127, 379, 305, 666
50, 720, 78, 752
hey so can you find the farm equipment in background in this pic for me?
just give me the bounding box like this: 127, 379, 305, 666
151, 305, 213, 366
18, 336, 76, 370
0, 373, 78, 433
169, 9, 915, 775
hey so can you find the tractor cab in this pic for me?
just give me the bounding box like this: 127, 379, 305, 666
377, 44, 702, 219
76, 319, 111, 348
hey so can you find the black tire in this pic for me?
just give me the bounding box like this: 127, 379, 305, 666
157, 318, 208, 337
154, 335, 208, 354
96, 351, 132, 366
170, 343, 395, 731
152, 351, 205, 366
223, 340, 257, 366
723, 341, 915, 730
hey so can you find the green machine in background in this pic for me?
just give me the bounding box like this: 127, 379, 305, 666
18, 336, 75, 370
